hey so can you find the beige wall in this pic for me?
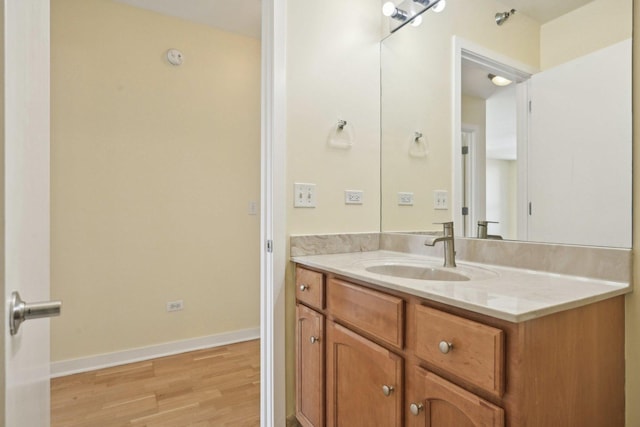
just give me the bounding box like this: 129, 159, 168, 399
50, 0, 261, 362
541, 0, 632, 69
285, 0, 381, 236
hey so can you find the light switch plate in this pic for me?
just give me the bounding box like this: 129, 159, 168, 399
434, 190, 448, 210
294, 183, 316, 208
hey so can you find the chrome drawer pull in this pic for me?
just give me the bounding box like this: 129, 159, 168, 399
439, 340, 453, 354
309, 336, 319, 344
410, 403, 424, 415
299, 284, 309, 291
382, 385, 394, 396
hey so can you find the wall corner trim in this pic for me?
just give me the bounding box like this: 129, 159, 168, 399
50, 327, 260, 378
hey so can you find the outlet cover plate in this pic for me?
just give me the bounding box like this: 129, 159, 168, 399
345, 190, 363, 205
166, 300, 184, 312
398, 192, 414, 206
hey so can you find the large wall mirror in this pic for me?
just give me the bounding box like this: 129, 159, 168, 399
380, 0, 632, 248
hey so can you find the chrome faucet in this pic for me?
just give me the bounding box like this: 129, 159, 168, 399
425, 222, 456, 267
477, 220, 503, 240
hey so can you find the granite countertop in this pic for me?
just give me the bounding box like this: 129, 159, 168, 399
292, 250, 631, 323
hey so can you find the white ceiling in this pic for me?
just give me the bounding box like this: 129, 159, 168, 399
112, 0, 262, 39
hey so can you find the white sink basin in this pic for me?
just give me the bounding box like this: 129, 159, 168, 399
365, 264, 470, 281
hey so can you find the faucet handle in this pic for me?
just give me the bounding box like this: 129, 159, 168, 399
477, 220, 499, 239
433, 221, 454, 229
432, 221, 454, 237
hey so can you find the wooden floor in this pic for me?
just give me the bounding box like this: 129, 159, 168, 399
51, 339, 260, 427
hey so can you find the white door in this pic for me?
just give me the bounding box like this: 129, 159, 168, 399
3, 0, 52, 425
528, 39, 632, 247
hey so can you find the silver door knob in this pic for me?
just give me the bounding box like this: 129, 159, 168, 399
309, 336, 319, 344
382, 385, 394, 396
439, 340, 453, 354
410, 403, 424, 415
299, 284, 309, 291
10, 291, 62, 336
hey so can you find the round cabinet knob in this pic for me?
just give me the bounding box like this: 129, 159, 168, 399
299, 284, 309, 291
382, 385, 394, 396
309, 336, 319, 344
410, 403, 424, 416
439, 340, 453, 354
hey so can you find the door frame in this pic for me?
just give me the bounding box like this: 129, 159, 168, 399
260, 0, 286, 426
452, 36, 535, 237
460, 124, 481, 237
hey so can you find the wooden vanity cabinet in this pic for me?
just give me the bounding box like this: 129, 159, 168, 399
294, 265, 625, 427
295, 266, 326, 427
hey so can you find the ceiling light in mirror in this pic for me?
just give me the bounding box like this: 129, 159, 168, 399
488, 74, 512, 86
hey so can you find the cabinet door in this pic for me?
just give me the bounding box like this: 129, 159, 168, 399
407, 366, 504, 427
326, 321, 403, 427
296, 304, 325, 427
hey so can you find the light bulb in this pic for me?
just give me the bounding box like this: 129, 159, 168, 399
432, 0, 446, 13
410, 15, 423, 27
382, 2, 397, 17
488, 74, 512, 86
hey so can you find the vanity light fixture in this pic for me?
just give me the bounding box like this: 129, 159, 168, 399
495, 9, 516, 26
382, 2, 409, 22
488, 73, 512, 87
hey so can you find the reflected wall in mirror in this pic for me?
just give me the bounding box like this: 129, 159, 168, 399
380, 0, 632, 248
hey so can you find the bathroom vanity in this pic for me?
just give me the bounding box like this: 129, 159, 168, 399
293, 249, 628, 427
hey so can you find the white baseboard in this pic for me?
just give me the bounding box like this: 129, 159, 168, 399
50, 327, 260, 378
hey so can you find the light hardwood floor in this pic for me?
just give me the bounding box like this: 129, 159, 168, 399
51, 339, 260, 427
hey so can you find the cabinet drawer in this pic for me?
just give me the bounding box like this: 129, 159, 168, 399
414, 305, 504, 396
327, 278, 404, 349
296, 266, 324, 310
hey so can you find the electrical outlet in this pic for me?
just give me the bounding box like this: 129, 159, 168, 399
398, 192, 414, 206
294, 183, 316, 208
434, 190, 448, 210
345, 190, 363, 205
166, 300, 184, 312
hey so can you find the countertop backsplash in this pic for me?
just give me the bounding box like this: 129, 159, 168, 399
290, 232, 632, 283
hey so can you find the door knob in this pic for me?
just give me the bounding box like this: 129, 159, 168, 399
9, 291, 62, 335
382, 385, 395, 396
